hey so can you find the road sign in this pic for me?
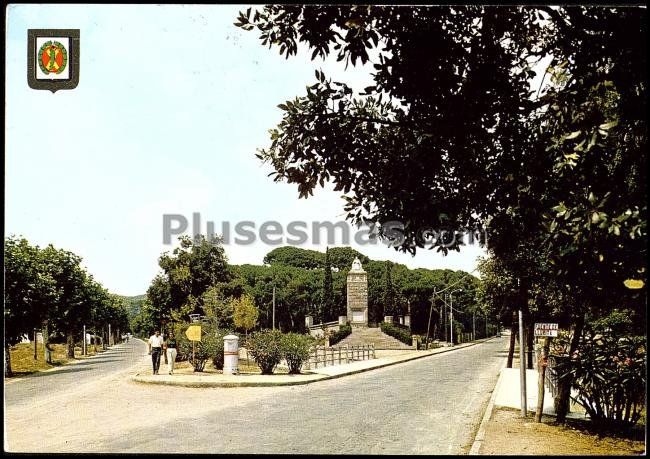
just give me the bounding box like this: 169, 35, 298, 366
185, 325, 201, 341
534, 323, 558, 337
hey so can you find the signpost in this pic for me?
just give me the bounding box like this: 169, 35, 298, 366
534, 323, 558, 337
534, 323, 557, 422
185, 325, 202, 365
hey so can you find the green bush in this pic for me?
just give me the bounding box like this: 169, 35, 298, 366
176, 334, 191, 361
330, 323, 352, 345
179, 331, 221, 372
380, 322, 412, 345
247, 329, 284, 374
282, 333, 314, 374
556, 331, 646, 430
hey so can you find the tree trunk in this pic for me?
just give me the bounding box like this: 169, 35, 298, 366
526, 321, 535, 370
5, 342, 13, 377
507, 311, 517, 368
555, 312, 585, 423
66, 332, 75, 358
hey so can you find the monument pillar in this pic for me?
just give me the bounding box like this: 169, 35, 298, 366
346, 257, 368, 327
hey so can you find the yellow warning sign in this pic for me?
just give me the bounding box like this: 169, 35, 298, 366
185, 325, 201, 341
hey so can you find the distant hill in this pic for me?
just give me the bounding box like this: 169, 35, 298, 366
116, 294, 147, 320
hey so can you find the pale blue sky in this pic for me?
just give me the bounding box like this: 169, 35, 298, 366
6, 4, 486, 295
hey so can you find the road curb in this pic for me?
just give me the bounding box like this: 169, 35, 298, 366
468, 352, 508, 455
131, 374, 327, 388
131, 338, 497, 388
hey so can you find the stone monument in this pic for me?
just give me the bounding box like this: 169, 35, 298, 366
347, 257, 368, 326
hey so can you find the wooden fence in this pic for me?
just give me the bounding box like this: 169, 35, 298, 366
303, 344, 376, 370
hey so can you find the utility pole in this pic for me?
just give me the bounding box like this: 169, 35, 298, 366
473, 314, 476, 341
449, 289, 462, 345
450, 293, 454, 345
82, 324, 87, 356
108, 324, 112, 347
443, 294, 448, 342
519, 308, 527, 417
272, 286, 276, 330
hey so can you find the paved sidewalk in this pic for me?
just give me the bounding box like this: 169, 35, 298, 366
469, 338, 588, 455
132, 339, 495, 387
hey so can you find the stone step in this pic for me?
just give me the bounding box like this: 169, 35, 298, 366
335, 327, 413, 350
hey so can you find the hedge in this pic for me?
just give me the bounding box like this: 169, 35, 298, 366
329, 323, 352, 345
380, 322, 412, 345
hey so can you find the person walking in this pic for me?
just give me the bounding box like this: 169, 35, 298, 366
148, 330, 164, 375
165, 332, 178, 375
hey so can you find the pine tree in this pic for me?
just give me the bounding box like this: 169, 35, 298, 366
321, 247, 335, 322
382, 261, 396, 318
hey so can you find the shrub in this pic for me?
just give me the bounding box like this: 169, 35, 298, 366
329, 323, 352, 346
380, 321, 412, 345
555, 331, 646, 430
247, 329, 284, 374
176, 335, 191, 362
282, 333, 314, 374
179, 332, 221, 372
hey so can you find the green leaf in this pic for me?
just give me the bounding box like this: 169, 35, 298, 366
591, 212, 600, 224
588, 192, 596, 204
565, 130, 582, 140
599, 120, 618, 130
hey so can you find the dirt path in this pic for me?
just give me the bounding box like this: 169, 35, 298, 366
479, 408, 646, 455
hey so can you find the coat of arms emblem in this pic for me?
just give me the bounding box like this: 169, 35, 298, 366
27, 29, 80, 92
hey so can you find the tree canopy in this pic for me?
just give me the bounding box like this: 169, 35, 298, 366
235, 6, 646, 289
4, 236, 129, 372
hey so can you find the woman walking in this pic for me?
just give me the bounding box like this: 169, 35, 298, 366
165, 332, 178, 375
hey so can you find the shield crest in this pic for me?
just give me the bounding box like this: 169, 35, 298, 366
27, 29, 80, 92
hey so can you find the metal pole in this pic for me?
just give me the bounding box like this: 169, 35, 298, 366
443, 295, 447, 342
473, 314, 476, 341
108, 324, 112, 347
272, 286, 276, 330
83, 324, 86, 355
425, 288, 435, 349
519, 309, 527, 417
486, 314, 489, 337
33, 328, 38, 360
450, 293, 454, 346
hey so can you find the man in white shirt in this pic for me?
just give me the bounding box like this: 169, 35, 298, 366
148, 330, 164, 375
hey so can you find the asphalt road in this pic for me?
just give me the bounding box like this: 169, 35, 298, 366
4, 336, 507, 454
